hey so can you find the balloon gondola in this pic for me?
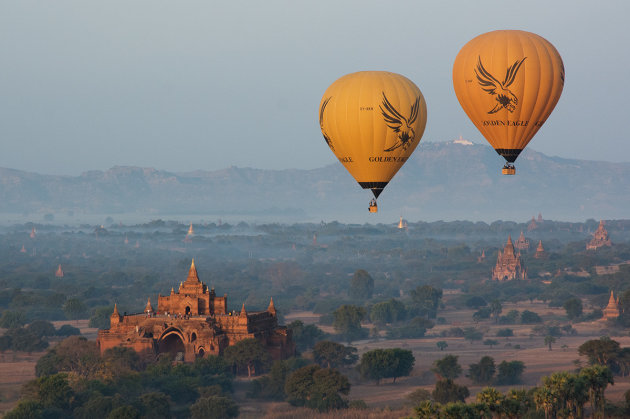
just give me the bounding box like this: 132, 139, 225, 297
319, 71, 427, 211
453, 30, 564, 174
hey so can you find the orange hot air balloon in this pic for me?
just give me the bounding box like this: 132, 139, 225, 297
453, 30, 564, 175
319, 71, 427, 211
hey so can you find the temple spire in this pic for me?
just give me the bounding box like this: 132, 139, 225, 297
267, 297, 276, 316
187, 258, 200, 282
145, 297, 153, 313
113, 303, 119, 316
240, 303, 247, 316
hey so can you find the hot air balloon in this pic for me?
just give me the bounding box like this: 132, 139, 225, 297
453, 30, 564, 175
319, 71, 427, 212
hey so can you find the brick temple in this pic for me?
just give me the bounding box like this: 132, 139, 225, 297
586, 220, 612, 250
514, 231, 530, 251
97, 260, 294, 362
492, 235, 527, 281
602, 291, 620, 320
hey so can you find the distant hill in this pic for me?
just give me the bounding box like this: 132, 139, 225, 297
1, 141, 628, 223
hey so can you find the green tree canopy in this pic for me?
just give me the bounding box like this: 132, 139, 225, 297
222, 338, 271, 377
563, 298, 583, 321
409, 285, 443, 319
349, 269, 374, 300
432, 379, 469, 404
284, 364, 350, 411
287, 320, 327, 352
332, 305, 366, 343
496, 360, 525, 385
358, 348, 415, 384
468, 356, 496, 385
312, 341, 358, 369
190, 396, 238, 419
432, 355, 462, 380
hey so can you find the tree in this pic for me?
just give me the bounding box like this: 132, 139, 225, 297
468, 356, 496, 384
358, 348, 415, 384
432, 355, 462, 380
89, 306, 115, 329
465, 296, 487, 309
563, 298, 583, 321
332, 305, 366, 343
496, 360, 525, 385
287, 320, 326, 352
63, 298, 87, 322
476, 387, 504, 417
36, 373, 73, 410
0, 311, 26, 329
139, 392, 171, 419
349, 269, 374, 300
107, 405, 140, 419
4, 400, 44, 419
544, 335, 556, 351
56, 324, 81, 337
190, 396, 238, 419
489, 299, 502, 323
312, 341, 358, 369
496, 328, 514, 338
285, 365, 350, 411
579, 365, 613, 419
369, 299, 406, 325
223, 338, 271, 377
520, 310, 542, 324
483, 339, 498, 348
463, 327, 483, 344
436, 341, 448, 351
406, 388, 431, 406
432, 379, 469, 404
415, 400, 441, 419
410, 285, 442, 319
26, 320, 56, 338
578, 337, 621, 368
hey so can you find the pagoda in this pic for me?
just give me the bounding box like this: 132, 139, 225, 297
492, 235, 527, 281
602, 291, 620, 320
477, 250, 486, 263
397, 216, 408, 230
30, 227, 36, 239
20, 245, 27, 253
514, 231, 530, 251
55, 264, 64, 278
537, 213, 543, 223
586, 220, 612, 250
534, 240, 547, 259
527, 217, 538, 231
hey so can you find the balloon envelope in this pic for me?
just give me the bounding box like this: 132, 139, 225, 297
319, 71, 427, 198
453, 30, 564, 165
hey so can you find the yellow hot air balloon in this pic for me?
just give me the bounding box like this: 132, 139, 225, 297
453, 30, 564, 175
319, 71, 427, 211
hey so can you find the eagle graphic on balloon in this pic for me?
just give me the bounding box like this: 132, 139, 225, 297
380, 92, 422, 152
475, 56, 527, 114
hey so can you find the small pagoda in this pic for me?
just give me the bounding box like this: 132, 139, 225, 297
397, 216, 408, 230
602, 291, 620, 320
514, 231, 530, 251
492, 236, 527, 281
527, 217, 538, 231
534, 240, 547, 259
586, 220, 612, 250
55, 264, 64, 278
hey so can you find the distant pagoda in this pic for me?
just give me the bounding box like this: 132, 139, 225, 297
30, 227, 36, 239
537, 213, 543, 223
397, 216, 408, 230
602, 291, 620, 320
184, 223, 194, 243
20, 245, 27, 253
527, 217, 538, 231
477, 250, 486, 263
586, 220, 612, 250
514, 231, 530, 251
492, 235, 527, 281
55, 264, 64, 278
534, 240, 547, 259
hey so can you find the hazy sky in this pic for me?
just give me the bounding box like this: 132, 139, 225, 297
0, 1, 628, 175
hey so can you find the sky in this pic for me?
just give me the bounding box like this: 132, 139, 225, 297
0, 0, 628, 175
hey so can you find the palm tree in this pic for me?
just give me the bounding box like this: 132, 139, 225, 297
579, 365, 614, 419
476, 387, 504, 418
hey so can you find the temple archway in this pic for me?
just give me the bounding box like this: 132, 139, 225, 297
158, 329, 186, 358
185, 306, 191, 315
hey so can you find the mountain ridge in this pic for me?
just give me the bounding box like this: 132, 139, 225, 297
1, 141, 628, 222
